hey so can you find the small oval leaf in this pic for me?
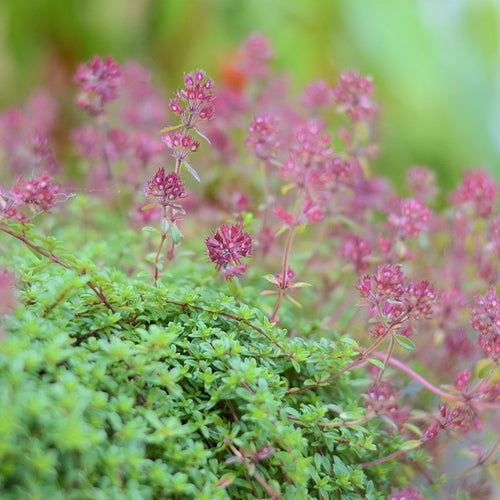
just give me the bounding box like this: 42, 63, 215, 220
393, 334, 416, 351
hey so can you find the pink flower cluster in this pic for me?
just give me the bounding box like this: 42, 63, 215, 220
169, 70, 215, 130
279, 120, 345, 197
388, 487, 423, 500
338, 235, 373, 274
144, 168, 187, 211
471, 287, 500, 359
205, 224, 253, 279
161, 130, 200, 161
300, 80, 334, 110
245, 112, 280, 161
388, 198, 432, 239
450, 170, 498, 217
74, 56, 122, 116
332, 71, 377, 123
1, 174, 61, 224
236, 33, 273, 78
357, 264, 437, 336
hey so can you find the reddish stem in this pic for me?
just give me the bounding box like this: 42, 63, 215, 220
0, 225, 114, 312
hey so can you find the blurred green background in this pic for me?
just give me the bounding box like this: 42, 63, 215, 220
1, 0, 499, 191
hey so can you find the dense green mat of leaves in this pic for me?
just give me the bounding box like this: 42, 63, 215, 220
0, 215, 420, 499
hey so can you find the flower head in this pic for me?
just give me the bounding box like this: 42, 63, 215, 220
206, 224, 253, 278
170, 70, 215, 129
161, 130, 200, 161
9, 174, 61, 213
300, 80, 334, 110
389, 487, 423, 500
245, 112, 280, 161
471, 287, 500, 359
237, 33, 273, 78
450, 170, 498, 217
74, 56, 122, 115
144, 168, 187, 210
338, 235, 373, 274
388, 198, 432, 239
332, 71, 376, 123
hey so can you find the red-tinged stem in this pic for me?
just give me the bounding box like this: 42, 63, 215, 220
360, 448, 413, 468
286, 327, 391, 396
174, 157, 182, 176
228, 444, 281, 499
446, 437, 500, 478
270, 225, 297, 323
0, 225, 114, 313
375, 353, 500, 410
165, 158, 184, 263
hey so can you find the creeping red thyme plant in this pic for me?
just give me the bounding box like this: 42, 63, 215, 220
0, 40, 499, 499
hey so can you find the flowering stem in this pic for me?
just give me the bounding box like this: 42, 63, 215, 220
377, 334, 396, 382
270, 225, 296, 323
375, 353, 500, 410
166, 158, 184, 263
287, 330, 390, 396
154, 233, 167, 287
0, 225, 114, 313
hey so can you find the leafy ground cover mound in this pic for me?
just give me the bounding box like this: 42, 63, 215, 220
1, 234, 411, 499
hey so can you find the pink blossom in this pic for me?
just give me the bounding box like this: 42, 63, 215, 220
389, 487, 423, 500
170, 69, 215, 130
332, 71, 376, 123
388, 198, 432, 239
144, 168, 187, 210
302, 198, 323, 222
300, 80, 334, 110
74, 56, 122, 115
205, 224, 253, 278
450, 170, 498, 217
338, 235, 373, 273
237, 33, 273, 78
406, 166, 439, 203
471, 287, 500, 359
455, 370, 471, 390
245, 112, 280, 161
9, 174, 61, 213
162, 130, 200, 161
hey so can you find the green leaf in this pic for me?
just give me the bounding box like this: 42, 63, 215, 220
26, 245, 43, 260
159, 123, 184, 133
476, 359, 493, 379
263, 274, 279, 285
141, 204, 158, 211
368, 358, 385, 370
171, 224, 184, 244
290, 281, 312, 289
275, 225, 288, 237
193, 127, 211, 144
393, 334, 416, 351
400, 439, 422, 451
141, 226, 160, 234
183, 160, 201, 183
281, 184, 295, 195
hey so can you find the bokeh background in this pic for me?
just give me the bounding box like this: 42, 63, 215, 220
1, 0, 499, 192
